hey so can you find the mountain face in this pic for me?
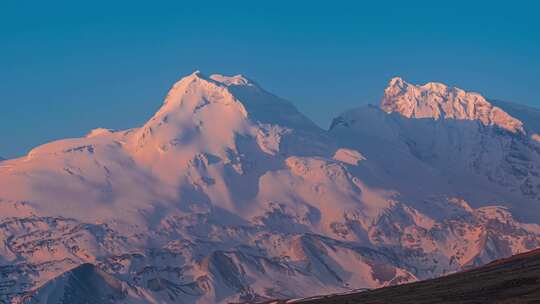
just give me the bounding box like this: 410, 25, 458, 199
490, 99, 540, 135
22, 264, 142, 304
380, 77, 524, 133
331, 78, 540, 222
0, 73, 539, 303
270, 248, 540, 304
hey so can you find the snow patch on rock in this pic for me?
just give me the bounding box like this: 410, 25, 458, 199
333, 148, 366, 165
210, 74, 255, 87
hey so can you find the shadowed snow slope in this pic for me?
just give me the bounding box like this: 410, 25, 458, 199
1, 73, 540, 303
271, 248, 540, 304
490, 99, 540, 135
23, 263, 147, 304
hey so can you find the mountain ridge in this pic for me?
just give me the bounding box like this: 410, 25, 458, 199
381, 77, 524, 134
263, 247, 540, 304
0, 72, 539, 303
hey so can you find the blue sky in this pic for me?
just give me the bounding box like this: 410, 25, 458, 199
1, 1, 539, 158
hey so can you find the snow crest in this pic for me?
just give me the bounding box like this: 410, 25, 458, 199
381, 77, 524, 133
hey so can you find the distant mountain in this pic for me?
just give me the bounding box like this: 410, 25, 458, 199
269, 248, 540, 303
0, 72, 539, 303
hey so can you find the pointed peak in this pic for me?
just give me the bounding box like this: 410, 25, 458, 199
385, 77, 413, 96
132, 70, 320, 151
29, 263, 129, 303
191, 69, 202, 76
156, 71, 246, 115
388, 76, 406, 88
167, 70, 206, 89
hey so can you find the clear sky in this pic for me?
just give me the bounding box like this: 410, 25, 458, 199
1, 1, 539, 158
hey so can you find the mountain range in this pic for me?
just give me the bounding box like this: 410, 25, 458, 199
1, 71, 539, 303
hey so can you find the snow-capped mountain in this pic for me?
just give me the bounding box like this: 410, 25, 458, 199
331, 78, 540, 222
0, 72, 539, 303
380, 77, 524, 133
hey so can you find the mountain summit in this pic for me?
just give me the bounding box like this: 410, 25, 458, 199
1, 72, 540, 304
381, 77, 524, 133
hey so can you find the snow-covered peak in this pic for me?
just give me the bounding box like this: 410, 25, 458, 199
164, 71, 256, 95
120, 70, 322, 175
381, 77, 524, 133
146, 71, 319, 134
172, 69, 205, 86
86, 128, 114, 138
210, 73, 255, 87
387, 76, 406, 89
152, 70, 249, 118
